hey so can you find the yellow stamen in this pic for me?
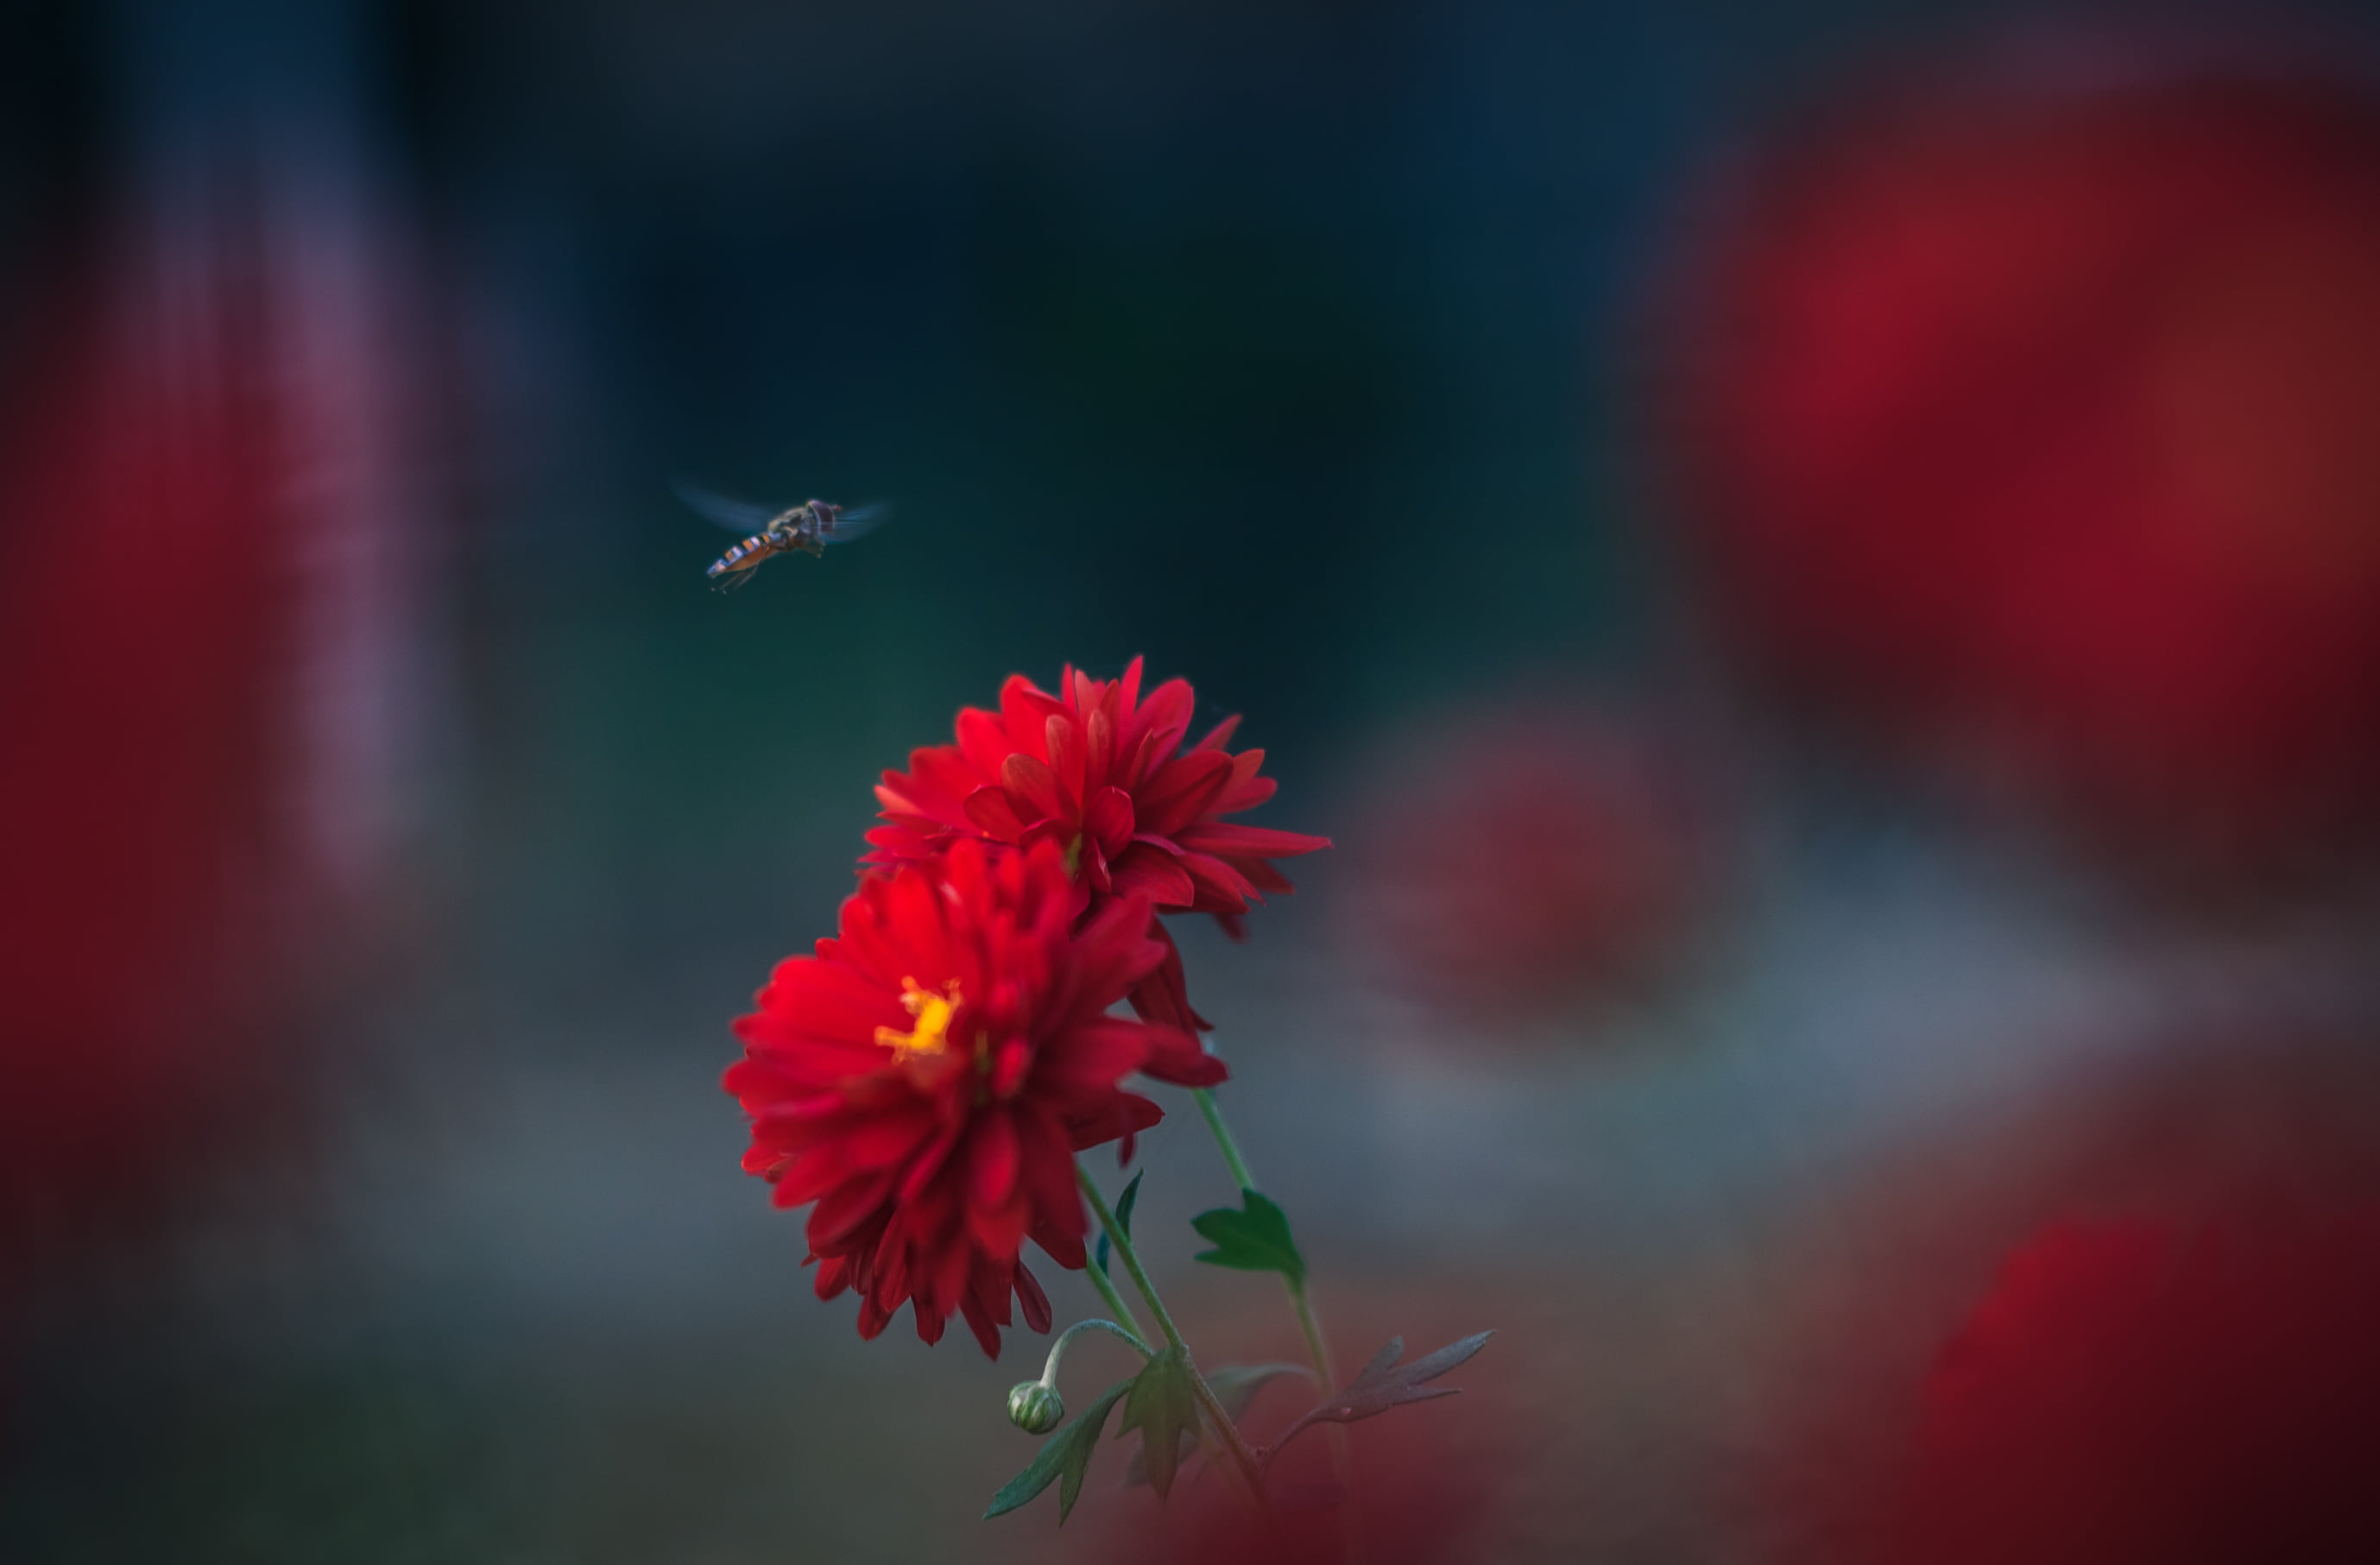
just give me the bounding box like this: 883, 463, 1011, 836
875, 976, 963, 1059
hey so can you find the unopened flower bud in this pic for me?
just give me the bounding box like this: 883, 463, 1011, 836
1007, 1379, 1064, 1434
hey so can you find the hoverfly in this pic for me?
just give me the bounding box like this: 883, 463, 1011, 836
673, 480, 889, 590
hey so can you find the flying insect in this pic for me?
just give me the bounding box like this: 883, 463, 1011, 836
675, 481, 888, 590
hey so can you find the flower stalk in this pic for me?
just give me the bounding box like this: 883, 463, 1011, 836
1081, 1248, 1150, 1348
1041, 1316, 1152, 1379
1190, 1085, 1360, 1554
1077, 1164, 1270, 1504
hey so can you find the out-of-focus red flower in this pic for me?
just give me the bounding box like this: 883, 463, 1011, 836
1337, 706, 1725, 1016
1875, 1214, 2380, 1563
866, 659, 1329, 1030
1758, 1032, 2380, 1565
1, 197, 422, 1270
725, 839, 1221, 1357
1670, 52, 2380, 869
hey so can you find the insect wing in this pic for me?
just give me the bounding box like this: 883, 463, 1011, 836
820, 502, 891, 544
672, 479, 786, 534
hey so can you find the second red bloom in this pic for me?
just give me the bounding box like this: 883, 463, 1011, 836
864, 658, 1329, 1028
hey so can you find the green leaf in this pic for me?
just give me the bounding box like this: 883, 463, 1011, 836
1124, 1362, 1310, 1488
1095, 1170, 1142, 1278
982, 1376, 1135, 1524
1267, 1330, 1494, 1462
1114, 1349, 1201, 1501
1190, 1189, 1305, 1287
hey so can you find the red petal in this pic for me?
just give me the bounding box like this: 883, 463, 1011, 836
771, 1144, 845, 1203
1001, 752, 1067, 823
1065, 1089, 1164, 1152
1084, 704, 1116, 794
1083, 784, 1135, 854
1241, 857, 1295, 894
1139, 1026, 1229, 1088
842, 1108, 934, 1171
1127, 927, 1212, 1032
1134, 748, 1234, 835
1020, 1109, 1087, 1249
955, 705, 1013, 778
1178, 849, 1259, 909
898, 1123, 965, 1202
1038, 1229, 1088, 1272
1218, 773, 1279, 812
1191, 713, 1242, 752
1041, 1015, 1152, 1090
963, 784, 1030, 841
1176, 823, 1334, 859
967, 1111, 1021, 1208
961, 1296, 1003, 1358
914, 1302, 947, 1347
1014, 1263, 1052, 1334
991, 1036, 1032, 1098
1046, 713, 1086, 806
1129, 676, 1196, 759
808, 1167, 899, 1247
999, 674, 1064, 755
968, 1192, 1030, 1259
1215, 747, 1277, 811
1107, 843, 1196, 908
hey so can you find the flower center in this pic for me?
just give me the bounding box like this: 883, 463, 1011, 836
1062, 833, 1085, 878
874, 976, 964, 1059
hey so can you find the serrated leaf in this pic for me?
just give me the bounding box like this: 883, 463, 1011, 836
1124, 1362, 1310, 1487
1190, 1189, 1306, 1286
983, 1376, 1135, 1524
1266, 1330, 1495, 1463
1095, 1170, 1142, 1277
1114, 1349, 1201, 1501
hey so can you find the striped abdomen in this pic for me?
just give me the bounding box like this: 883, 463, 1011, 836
707, 533, 778, 577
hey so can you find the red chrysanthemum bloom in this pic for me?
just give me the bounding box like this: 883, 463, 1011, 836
724, 838, 1222, 1357
864, 658, 1329, 1031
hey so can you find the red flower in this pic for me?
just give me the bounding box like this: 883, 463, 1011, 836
1876, 1214, 2380, 1563
1337, 705, 1726, 1018
724, 839, 1221, 1357
865, 659, 1329, 1030
1669, 48, 2380, 868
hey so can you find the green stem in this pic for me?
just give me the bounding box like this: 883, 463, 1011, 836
1187, 1087, 1342, 1390
1038, 1318, 1149, 1389
1076, 1164, 1187, 1352
1187, 1085, 1360, 1555
1076, 1163, 1269, 1503
1082, 1248, 1148, 1347
1191, 1087, 1259, 1190
1290, 1288, 1338, 1404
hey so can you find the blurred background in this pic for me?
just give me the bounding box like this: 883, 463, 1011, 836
9, 1, 2380, 1560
